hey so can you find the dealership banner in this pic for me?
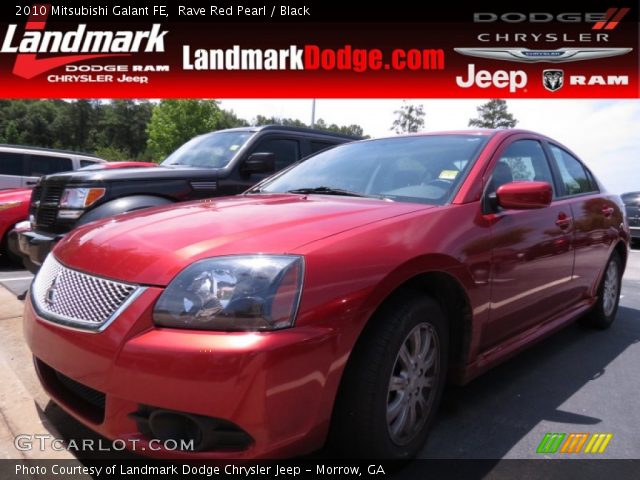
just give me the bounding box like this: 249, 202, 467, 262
0, 1, 637, 98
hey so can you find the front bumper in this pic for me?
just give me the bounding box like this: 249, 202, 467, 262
18, 229, 64, 267
23, 288, 338, 459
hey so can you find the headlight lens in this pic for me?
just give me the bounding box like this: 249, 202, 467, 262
59, 188, 105, 208
153, 255, 304, 331
0, 201, 21, 211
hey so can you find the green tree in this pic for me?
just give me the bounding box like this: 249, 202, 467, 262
391, 102, 425, 134
146, 100, 227, 162
468, 99, 518, 129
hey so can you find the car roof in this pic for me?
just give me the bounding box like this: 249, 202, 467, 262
0, 144, 104, 160
207, 125, 362, 140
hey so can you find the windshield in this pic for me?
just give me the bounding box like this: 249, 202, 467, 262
258, 135, 489, 205
162, 131, 253, 168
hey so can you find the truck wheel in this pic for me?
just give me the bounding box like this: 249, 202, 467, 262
330, 292, 448, 458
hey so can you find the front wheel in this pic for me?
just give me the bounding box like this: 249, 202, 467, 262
582, 252, 622, 329
330, 293, 448, 458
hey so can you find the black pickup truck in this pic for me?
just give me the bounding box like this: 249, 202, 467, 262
17, 125, 357, 272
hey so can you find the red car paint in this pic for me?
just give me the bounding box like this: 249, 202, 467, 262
0, 188, 31, 251
23, 130, 629, 458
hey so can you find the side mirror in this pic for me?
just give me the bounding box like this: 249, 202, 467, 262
496, 181, 552, 210
242, 152, 276, 174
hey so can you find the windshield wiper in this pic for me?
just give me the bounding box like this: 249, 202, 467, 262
286, 186, 368, 198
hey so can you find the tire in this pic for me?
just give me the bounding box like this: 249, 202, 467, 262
582, 251, 623, 329
329, 291, 449, 458
0, 231, 23, 267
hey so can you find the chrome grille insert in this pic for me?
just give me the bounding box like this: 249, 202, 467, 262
32, 255, 143, 332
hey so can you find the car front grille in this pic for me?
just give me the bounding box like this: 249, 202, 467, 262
626, 205, 640, 226
55, 370, 106, 410
32, 184, 65, 227
32, 255, 141, 332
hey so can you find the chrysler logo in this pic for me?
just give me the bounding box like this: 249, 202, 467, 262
45, 277, 58, 305
454, 47, 633, 63
543, 69, 564, 92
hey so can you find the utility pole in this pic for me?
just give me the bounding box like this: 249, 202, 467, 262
310, 99, 316, 128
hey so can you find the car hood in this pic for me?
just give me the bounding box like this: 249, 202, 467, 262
54, 194, 432, 286
0, 188, 31, 203
42, 165, 222, 183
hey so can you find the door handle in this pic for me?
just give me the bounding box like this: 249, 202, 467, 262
555, 213, 572, 230
602, 206, 614, 217
25, 181, 37, 185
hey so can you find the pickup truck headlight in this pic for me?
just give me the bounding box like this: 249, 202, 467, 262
59, 188, 105, 209
0, 201, 21, 211
153, 255, 304, 331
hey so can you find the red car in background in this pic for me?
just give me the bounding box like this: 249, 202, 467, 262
24, 130, 628, 459
0, 188, 31, 264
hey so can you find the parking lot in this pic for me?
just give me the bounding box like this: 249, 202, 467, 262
0, 249, 638, 461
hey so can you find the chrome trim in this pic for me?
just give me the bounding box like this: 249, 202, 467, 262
31, 286, 147, 334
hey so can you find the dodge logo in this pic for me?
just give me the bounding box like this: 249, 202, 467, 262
543, 69, 564, 92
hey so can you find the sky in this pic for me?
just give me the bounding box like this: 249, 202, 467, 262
219, 99, 640, 195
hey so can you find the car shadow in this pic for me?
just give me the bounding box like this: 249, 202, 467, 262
422, 305, 640, 460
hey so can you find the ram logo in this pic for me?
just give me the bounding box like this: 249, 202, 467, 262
543, 69, 564, 92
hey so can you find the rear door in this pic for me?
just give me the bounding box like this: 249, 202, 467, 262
546, 143, 617, 298
24, 154, 73, 187
485, 136, 575, 346
0, 151, 27, 189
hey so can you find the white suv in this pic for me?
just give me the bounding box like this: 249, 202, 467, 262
0, 145, 105, 190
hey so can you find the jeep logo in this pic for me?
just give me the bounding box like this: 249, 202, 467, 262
456, 64, 528, 93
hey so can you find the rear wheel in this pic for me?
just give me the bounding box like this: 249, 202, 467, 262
330, 293, 448, 458
582, 252, 622, 329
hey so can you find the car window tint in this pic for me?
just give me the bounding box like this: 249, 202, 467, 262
489, 140, 554, 194
549, 145, 596, 196
80, 160, 97, 168
253, 138, 300, 170
310, 141, 335, 154
0, 152, 24, 175
29, 155, 72, 176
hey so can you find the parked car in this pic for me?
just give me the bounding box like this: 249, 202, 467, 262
18, 126, 357, 272
621, 192, 640, 245
0, 145, 105, 190
0, 188, 31, 264
24, 130, 628, 459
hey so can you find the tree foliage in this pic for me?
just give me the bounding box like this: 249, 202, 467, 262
468, 99, 518, 129
0, 100, 368, 162
253, 115, 365, 138
391, 102, 425, 134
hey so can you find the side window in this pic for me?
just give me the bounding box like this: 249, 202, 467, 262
28, 155, 73, 176
488, 140, 554, 194
0, 152, 25, 176
310, 141, 335, 154
253, 138, 300, 171
80, 160, 97, 168
549, 145, 596, 196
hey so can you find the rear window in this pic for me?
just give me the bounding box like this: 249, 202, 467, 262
0, 152, 24, 176
549, 145, 597, 196
310, 141, 336, 154
28, 155, 73, 176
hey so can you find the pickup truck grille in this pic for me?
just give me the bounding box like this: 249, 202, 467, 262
32, 255, 142, 332
32, 184, 64, 227
626, 205, 640, 227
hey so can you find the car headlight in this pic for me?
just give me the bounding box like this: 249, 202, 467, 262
153, 255, 304, 331
59, 188, 105, 209
0, 201, 21, 211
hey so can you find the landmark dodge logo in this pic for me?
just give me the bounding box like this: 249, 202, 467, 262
1, 11, 167, 79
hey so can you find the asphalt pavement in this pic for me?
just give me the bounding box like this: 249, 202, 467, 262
0, 248, 638, 461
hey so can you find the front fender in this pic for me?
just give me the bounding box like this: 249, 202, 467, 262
77, 195, 173, 226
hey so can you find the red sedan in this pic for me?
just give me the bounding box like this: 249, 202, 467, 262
23, 130, 628, 459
